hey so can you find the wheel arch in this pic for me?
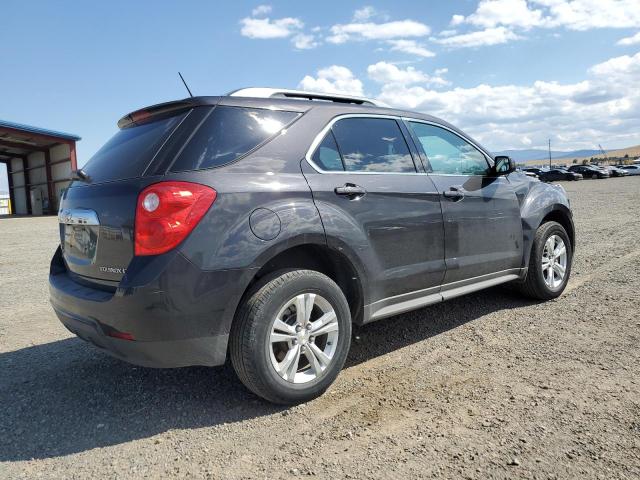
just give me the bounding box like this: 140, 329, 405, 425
539, 206, 575, 250
238, 241, 366, 326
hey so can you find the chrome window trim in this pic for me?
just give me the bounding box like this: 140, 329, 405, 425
305, 113, 497, 176
304, 114, 424, 175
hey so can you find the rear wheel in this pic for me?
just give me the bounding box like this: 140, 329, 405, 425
230, 270, 352, 404
515, 221, 572, 300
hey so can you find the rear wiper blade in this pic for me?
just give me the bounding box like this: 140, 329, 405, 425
72, 169, 91, 183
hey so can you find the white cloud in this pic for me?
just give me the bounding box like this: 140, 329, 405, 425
298, 65, 364, 96
292, 33, 319, 50
353, 6, 378, 22
464, 0, 545, 29
452, 0, 640, 32
451, 14, 465, 26
251, 5, 272, 17
588, 51, 640, 78
533, 0, 640, 31
386, 39, 435, 57
327, 20, 430, 44
367, 61, 449, 86
435, 26, 521, 48
439, 29, 458, 37
617, 32, 640, 46
240, 16, 303, 39
374, 51, 640, 150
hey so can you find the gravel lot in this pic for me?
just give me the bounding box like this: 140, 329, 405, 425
1, 177, 639, 479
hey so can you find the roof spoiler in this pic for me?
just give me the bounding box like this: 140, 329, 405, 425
227, 87, 389, 107
117, 100, 195, 129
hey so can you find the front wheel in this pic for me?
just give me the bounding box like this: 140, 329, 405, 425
515, 221, 572, 300
230, 270, 352, 404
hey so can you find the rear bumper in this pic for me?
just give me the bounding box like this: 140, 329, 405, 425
49, 246, 257, 368
54, 306, 228, 368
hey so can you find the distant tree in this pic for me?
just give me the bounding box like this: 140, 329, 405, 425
573, 159, 578, 164
582, 159, 589, 165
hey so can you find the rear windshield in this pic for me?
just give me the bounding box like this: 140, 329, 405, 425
82, 112, 187, 183
169, 106, 300, 172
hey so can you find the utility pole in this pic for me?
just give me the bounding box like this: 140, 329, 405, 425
598, 144, 607, 164
548, 139, 552, 169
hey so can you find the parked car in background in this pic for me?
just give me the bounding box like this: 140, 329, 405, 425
518, 168, 538, 179
617, 165, 640, 176
523, 167, 545, 177
50, 88, 576, 404
568, 165, 609, 179
540, 169, 582, 182
523, 168, 581, 182
602, 166, 628, 177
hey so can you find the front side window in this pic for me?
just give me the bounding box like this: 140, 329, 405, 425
170, 106, 299, 172
408, 122, 489, 176
329, 117, 416, 173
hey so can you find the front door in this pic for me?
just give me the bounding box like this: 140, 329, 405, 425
302, 115, 446, 308
405, 120, 523, 285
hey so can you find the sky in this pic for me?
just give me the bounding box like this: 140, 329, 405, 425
1, 0, 640, 191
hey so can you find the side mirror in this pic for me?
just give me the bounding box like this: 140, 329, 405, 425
493, 155, 515, 175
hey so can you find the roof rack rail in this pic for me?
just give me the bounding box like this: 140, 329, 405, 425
227, 87, 388, 107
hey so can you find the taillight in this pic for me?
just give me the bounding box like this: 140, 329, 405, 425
135, 181, 217, 256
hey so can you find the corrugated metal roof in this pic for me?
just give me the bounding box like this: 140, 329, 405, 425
0, 119, 81, 141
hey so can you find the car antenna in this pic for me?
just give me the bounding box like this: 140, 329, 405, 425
178, 71, 194, 98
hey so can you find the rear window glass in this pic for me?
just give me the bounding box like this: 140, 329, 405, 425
331, 118, 416, 173
170, 106, 300, 172
82, 113, 186, 183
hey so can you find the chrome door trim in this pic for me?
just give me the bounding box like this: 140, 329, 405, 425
365, 268, 524, 322
304, 113, 424, 175
58, 208, 100, 226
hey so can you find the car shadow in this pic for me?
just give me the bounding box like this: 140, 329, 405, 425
0, 287, 536, 461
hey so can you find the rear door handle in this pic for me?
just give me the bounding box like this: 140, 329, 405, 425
442, 186, 465, 200
335, 183, 367, 199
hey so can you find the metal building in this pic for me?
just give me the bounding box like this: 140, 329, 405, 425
0, 120, 80, 215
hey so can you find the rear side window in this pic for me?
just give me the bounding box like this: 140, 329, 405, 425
170, 106, 300, 172
330, 118, 416, 173
83, 112, 187, 183
312, 132, 344, 171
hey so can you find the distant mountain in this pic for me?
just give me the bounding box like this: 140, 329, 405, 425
493, 149, 601, 162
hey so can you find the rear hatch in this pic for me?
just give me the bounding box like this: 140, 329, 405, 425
58, 105, 193, 286
58, 97, 302, 286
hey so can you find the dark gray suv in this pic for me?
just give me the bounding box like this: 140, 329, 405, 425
50, 88, 575, 404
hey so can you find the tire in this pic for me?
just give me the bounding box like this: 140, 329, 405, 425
515, 221, 572, 300
230, 269, 352, 404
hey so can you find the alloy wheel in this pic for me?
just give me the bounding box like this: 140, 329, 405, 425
541, 234, 567, 289
269, 293, 340, 384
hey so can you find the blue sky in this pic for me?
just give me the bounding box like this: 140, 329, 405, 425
1, 0, 639, 191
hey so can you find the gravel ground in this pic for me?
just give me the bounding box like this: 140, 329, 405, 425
1, 177, 639, 479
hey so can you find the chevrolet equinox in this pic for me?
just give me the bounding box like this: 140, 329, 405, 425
50, 88, 575, 404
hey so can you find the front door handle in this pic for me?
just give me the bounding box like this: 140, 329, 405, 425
335, 183, 367, 199
442, 186, 465, 200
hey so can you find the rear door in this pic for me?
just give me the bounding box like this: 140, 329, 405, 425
302, 115, 446, 307
405, 120, 523, 285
